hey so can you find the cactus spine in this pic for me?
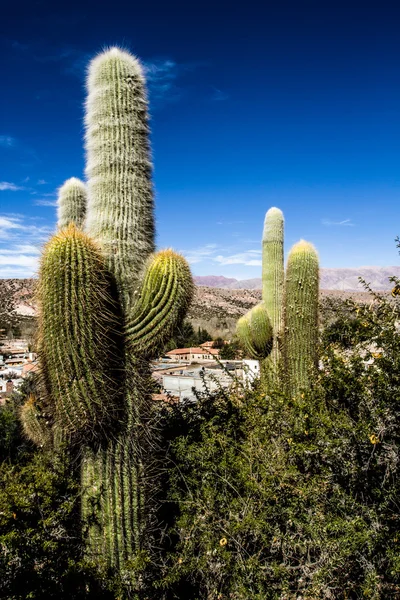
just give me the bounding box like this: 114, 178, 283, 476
283, 240, 319, 397
57, 178, 87, 229
32, 46, 194, 583
236, 209, 319, 396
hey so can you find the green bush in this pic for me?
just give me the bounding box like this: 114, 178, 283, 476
156, 283, 400, 599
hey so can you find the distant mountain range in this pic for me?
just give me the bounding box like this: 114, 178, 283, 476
194, 266, 400, 291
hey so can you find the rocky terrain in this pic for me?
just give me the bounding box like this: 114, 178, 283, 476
1, 270, 396, 339
195, 266, 400, 291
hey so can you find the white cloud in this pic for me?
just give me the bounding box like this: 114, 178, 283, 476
37, 179, 47, 185
0, 136, 15, 147
183, 244, 219, 264
0, 254, 38, 268
35, 199, 58, 207
214, 250, 262, 266
322, 218, 354, 227
0, 182, 25, 191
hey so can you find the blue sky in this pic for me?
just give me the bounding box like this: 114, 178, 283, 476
1, 0, 400, 279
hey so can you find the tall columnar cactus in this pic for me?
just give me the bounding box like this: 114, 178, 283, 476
85, 47, 155, 312
283, 240, 319, 397
57, 177, 87, 229
262, 207, 284, 362
23, 46, 194, 583
236, 209, 319, 396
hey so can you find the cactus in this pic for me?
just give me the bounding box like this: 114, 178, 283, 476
262, 207, 284, 363
283, 240, 319, 397
85, 47, 154, 312
236, 210, 319, 396
34, 46, 194, 581
20, 394, 52, 448
236, 303, 273, 360
38, 224, 124, 438
57, 177, 87, 229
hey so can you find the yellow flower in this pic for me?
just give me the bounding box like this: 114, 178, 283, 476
372, 352, 382, 359
219, 537, 228, 546
301, 393, 305, 399
369, 434, 379, 445
287, 438, 293, 445
178, 557, 183, 564
304, 430, 309, 435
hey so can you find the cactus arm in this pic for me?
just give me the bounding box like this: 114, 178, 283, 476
262, 207, 284, 362
85, 47, 155, 311
283, 240, 319, 397
57, 178, 87, 229
126, 249, 194, 357
38, 224, 124, 437
236, 303, 273, 360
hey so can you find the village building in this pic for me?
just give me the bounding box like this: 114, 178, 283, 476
165, 347, 220, 363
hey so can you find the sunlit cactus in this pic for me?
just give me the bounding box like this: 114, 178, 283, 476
38, 224, 124, 438
85, 47, 154, 312
283, 240, 319, 397
236, 210, 319, 396
262, 207, 284, 363
20, 394, 51, 448
57, 177, 87, 229
126, 249, 194, 356
34, 46, 194, 584
236, 303, 273, 360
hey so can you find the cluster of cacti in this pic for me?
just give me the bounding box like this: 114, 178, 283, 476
20, 47, 194, 580
236, 208, 319, 396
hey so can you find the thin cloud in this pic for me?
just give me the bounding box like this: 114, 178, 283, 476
216, 220, 245, 225
37, 179, 47, 185
0, 182, 25, 191
0, 136, 15, 147
209, 87, 230, 102
0, 214, 51, 276
183, 244, 219, 265
322, 218, 355, 227
35, 199, 58, 207
214, 250, 262, 267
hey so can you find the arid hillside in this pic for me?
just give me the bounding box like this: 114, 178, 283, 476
1, 276, 392, 339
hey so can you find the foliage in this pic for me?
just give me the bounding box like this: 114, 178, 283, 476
219, 340, 241, 360
156, 282, 400, 599
0, 451, 117, 600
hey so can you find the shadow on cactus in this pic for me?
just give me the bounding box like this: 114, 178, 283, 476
21, 46, 194, 587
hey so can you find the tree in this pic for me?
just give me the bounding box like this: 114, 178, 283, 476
212, 337, 225, 349
219, 341, 240, 359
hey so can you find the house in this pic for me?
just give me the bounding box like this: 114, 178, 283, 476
22, 361, 40, 378
165, 347, 220, 364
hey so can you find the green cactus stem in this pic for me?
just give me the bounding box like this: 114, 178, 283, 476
20, 394, 52, 448
57, 177, 87, 229
85, 47, 155, 311
126, 249, 194, 357
283, 240, 319, 397
38, 224, 124, 438
236, 303, 273, 360
262, 207, 284, 363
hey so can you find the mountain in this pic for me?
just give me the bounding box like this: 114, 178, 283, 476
195, 266, 400, 291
